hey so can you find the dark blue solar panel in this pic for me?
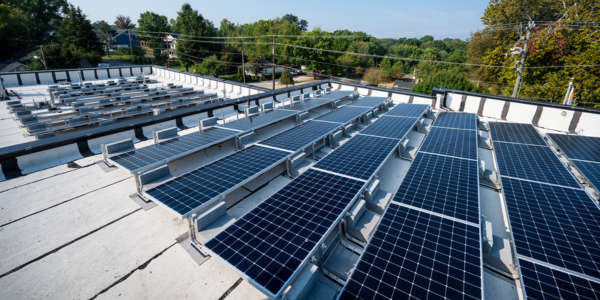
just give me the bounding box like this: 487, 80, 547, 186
313, 135, 399, 181
519, 259, 600, 300
503, 177, 600, 279
489, 122, 546, 146
549, 133, 600, 163
359, 116, 417, 140
494, 142, 580, 188
384, 103, 429, 118
144, 145, 290, 218
393, 153, 480, 224
278, 98, 334, 111
222, 109, 297, 131
205, 169, 365, 297
109, 127, 239, 173
259, 121, 341, 152
433, 112, 477, 130
315, 106, 371, 124
572, 160, 600, 192
420, 127, 478, 160
348, 96, 389, 108
340, 204, 482, 300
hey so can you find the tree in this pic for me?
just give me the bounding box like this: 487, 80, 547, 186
114, 15, 136, 29
137, 11, 170, 64
195, 55, 225, 77
280, 69, 295, 87
282, 14, 308, 31
248, 56, 264, 79
96, 20, 115, 57
4, 0, 68, 44
169, 18, 179, 33
412, 68, 482, 94
26, 42, 81, 70
57, 4, 103, 65
363, 68, 385, 85
0, 4, 28, 60
174, 4, 218, 72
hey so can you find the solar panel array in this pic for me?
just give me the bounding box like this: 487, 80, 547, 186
205, 103, 428, 298
490, 122, 600, 298
313, 135, 401, 181
359, 116, 418, 140
205, 169, 366, 297
384, 103, 430, 118
572, 160, 600, 192
433, 112, 478, 130
340, 112, 483, 300
222, 109, 298, 132
259, 121, 341, 152
340, 204, 482, 300
419, 127, 478, 160
548, 134, 600, 193
108, 127, 239, 173
279, 98, 335, 111
144, 145, 291, 218
315, 106, 371, 124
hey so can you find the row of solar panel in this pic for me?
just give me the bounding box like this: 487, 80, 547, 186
108, 92, 360, 173
488, 122, 600, 299
340, 112, 483, 300
204, 103, 428, 298
549, 133, 600, 193
143, 96, 390, 218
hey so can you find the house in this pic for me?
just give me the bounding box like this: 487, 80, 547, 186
164, 33, 179, 58
0, 61, 27, 73
113, 30, 141, 48
239, 56, 285, 76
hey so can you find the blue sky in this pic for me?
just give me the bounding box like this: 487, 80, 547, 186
69, 0, 489, 40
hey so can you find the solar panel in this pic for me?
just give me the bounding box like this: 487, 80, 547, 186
278, 98, 334, 111
384, 103, 430, 118
489, 122, 546, 146
572, 160, 600, 192
359, 116, 417, 140
340, 204, 482, 300
347, 96, 389, 108
144, 145, 290, 218
313, 135, 400, 181
433, 112, 477, 130
494, 142, 581, 188
318, 90, 356, 100
503, 177, 600, 279
222, 109, 297, 132
108, 127, 239, 173
519, 258, 600, 300
259, 121, 341, 152
549, 133, 600, 163
419, 127, 478, 160
204, 169, 365, 298
393, 153, 480, 224
314, 106, 371, 124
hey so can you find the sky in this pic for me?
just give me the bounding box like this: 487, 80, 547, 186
68, 0, 490, 40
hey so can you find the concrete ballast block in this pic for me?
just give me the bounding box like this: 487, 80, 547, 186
104, 138, 134, 155
194, 201, 227, 231
346, 200, 366, 229
139, 165, 171, 186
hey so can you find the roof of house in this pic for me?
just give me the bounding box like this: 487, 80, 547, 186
0, 61, 26, 73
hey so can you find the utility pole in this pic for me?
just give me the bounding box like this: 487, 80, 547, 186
272, 35, 276, 90
563, 78, 575, 105
510, 21, 535, 98
241, 49, 246, 84
128, 30, 134, 64
40, 45, 48, 71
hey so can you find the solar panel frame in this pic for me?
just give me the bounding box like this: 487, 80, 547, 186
276, 98, 335, 111
502, 176, 600, 279
383, 103, 430, 118
222, 109, 298, 132
489, 122, 546, 146
259, 120, 342, 152
314, 106, 372, 124
419, 127, 478, 160
313, 135, 401, 181
518, 258, 600, 300
346, 96, 390, 108
339, 203, 483, 300
204, 169, 367, 298
548, 133, 600, 163
433, 112, 478, 130
571, 160, 600, 193
358, 116, 419, 140
392, 152, 481, 224
493, 141, 582, 188
107, 126, 240, 174
143, 145, 292, 219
